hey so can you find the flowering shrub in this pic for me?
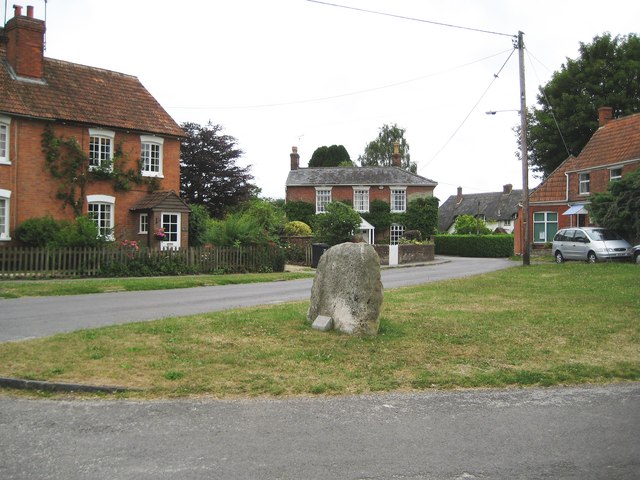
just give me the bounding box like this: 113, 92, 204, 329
154, 227, 165, 240
119, 239, 139, 258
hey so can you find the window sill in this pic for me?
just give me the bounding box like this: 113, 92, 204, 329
0, 160, 11, 166
0, 236, 11, 241
141, 172, 164, 178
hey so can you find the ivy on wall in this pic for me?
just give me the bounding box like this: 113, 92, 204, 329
41, 124, 160, 215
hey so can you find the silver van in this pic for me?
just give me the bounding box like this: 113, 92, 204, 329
552, 227, 632, 263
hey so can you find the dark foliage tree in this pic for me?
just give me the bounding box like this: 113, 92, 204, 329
188, 204, 211, 247
527, 33, 640, 177
308, 145, 352, 167
358, 123, 417, 172
180, 122, 256, 219
589, 168, 640, 243
283, 200, 316, 227
404, 197, 440, 238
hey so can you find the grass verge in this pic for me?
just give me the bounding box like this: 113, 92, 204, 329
0, 270, 313, 299
0, 263, 637, 399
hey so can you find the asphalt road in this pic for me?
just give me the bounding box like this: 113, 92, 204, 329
0, 256, 514, 342
1, 383, 638, 479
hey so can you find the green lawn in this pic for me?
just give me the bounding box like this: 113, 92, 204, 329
0, 263, 638, 399
0, 270, 314, 299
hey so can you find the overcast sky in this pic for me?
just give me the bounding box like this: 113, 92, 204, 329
16, 0, 640, 202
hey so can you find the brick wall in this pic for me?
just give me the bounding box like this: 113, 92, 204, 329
1, 117, 182, 246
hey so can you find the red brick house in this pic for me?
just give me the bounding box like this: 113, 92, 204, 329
285, 145, 438, 244
0, 6, 189, 249
514, 107, 640, 254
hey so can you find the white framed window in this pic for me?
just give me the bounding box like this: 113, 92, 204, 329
503, 219, 511, 226
533, 211, 558, 244
0, 115, 11, 165
315, 187, 332, 213
578, 172, 590, 195
390, 223, 405, 245
0, 189, 11, 240
353, 187, 370, 213
88, 129, 115, 171
87, 194, 115, 240
609, 167, 622, 182
140, 135, 164, 177
139, 213, 149, 234
391, 187, 407, 212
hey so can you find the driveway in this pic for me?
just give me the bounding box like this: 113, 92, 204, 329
0, 256, 514, 342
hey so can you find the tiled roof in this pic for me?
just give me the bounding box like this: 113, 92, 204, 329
0, 54, 184, 138
568, 113, 640, 171
130, 191, 190, 212
530, 113, 640, 203
438, 189, 523, 232
286, 166, 437, 187
529, 155, 578, 203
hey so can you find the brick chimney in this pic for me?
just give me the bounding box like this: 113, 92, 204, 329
456, 187, 463, 203
290, 146, 300, 170
503, 184, 513, 194
391, 142, 401, 167
598, 106, 613, 127
4, 5, 46, 79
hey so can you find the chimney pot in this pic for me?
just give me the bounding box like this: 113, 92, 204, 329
456, 187, 463, 203
503, 184, 513, 194
13, 5, 23, 17
290, 146, 300, 171
27, 5, 34, 17
598, 106, 613, 127
391, 142, 402, 167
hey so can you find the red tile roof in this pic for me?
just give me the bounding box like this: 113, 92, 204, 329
566, 113, 640, 171
0, 54, 184, 138
530, 113, 640, 203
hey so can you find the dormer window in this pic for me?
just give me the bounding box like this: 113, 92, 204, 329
88, 129, 115, 172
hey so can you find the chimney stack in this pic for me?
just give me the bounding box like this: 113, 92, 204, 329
503, 184, 513, 194
598, 106, 614, 127
290, 146, 300, 171
456, 187, 463, 203
5, 5, 46, 79
391, 142, 402, 167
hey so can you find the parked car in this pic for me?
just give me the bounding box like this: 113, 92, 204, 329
552, 227, 632, 263
633, 245, 640, 264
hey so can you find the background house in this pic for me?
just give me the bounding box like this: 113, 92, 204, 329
0, 5, 188, 249
285, 146, 438, 244
438, 184, 522, 234
514, 107, 640, 253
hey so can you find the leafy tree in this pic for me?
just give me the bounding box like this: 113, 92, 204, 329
188, 204, 211, 247
234, 198, 286, 240
14, 216, 61, 247
308, 145, 353, 167
312, 202, 361, 246
283, 200, 316, 226
453, 214, 491, 235
589, 168, 640, 243
180, 121, 256, 219
358, 123, 417, 172
404, 197, 439, 238
527, 33, 640, 177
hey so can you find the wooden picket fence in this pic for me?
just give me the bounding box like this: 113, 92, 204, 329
0, 245, 285, 279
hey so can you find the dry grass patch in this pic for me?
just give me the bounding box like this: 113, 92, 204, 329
0, 263, 638, 398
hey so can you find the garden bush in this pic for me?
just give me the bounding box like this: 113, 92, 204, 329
435, 234, 514, 257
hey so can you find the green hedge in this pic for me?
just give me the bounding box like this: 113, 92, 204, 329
434, 234, 514, 257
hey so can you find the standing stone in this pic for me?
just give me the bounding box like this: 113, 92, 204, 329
307, 242, 383, 335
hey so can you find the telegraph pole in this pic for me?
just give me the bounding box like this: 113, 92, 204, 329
518, 31, 531, 266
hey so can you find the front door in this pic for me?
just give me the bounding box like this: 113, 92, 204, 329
160, 212, 181, 250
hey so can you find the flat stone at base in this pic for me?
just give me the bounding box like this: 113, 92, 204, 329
312, 315, 333, 332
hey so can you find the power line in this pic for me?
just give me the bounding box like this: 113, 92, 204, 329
305, 0, 515, 38
418, 47, 517, 173
168, 49, 512, 111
